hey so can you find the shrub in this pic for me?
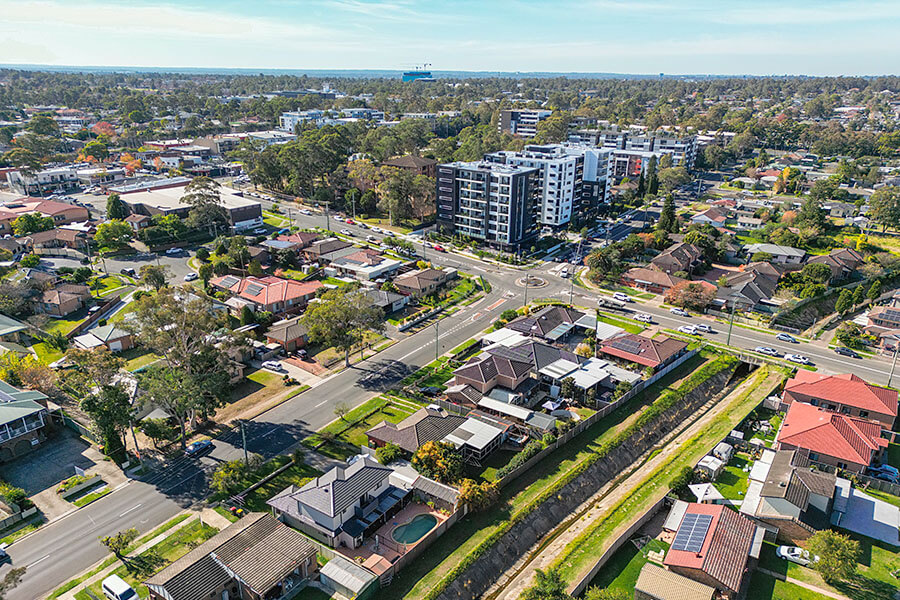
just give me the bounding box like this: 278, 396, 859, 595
376, 442, 404, 465
670, 465, 694, 494
495, 440, 544, 479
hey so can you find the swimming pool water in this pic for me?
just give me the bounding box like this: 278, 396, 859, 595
391, 513, 438, 544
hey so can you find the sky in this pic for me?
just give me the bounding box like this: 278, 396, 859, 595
0, 0, 899, 76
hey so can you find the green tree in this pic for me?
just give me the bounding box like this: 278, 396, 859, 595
80, 384, 132, 460
670, 465, 694, 494
139, 418, 177, 450
26, 115, 59, 136
800, 262, 832, 285
645, 156, 658, 195
376, 442, 404, 465
458, 478, 499, 511
521, 568, 571, 600
751, 251, 774, 263
868, 186, 900, 232
852, 284, 866, 306
868, 279, 882, 301
657, 167, 690, 193
139, 264, 170, 291
12, 213, 54, 236
656, 194, 678, 233
106, 193, 127, 220
94, 220, 133, 250
18, 254, 40, 268
198, 262, 214, 289
835, 289, 854, 315
411, 441, 463, 484
195, 247, 210, 261
240, 305, 255, 326
248, 259, 264, 277
82, 140, 109, 161
302, 287, 384, 367
183, 176, 227, 235
807, 530, 860, 584
560, 377, 576, 399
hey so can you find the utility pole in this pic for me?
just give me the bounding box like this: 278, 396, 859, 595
523, 275, 529, 308
130, 422, 144, 472
726, 299, 737, 346
241, 420, 249, 465
890, 338, 900, 388
434, 320, 440, 361
324, 200, 331, 232
287, 206, 293, 231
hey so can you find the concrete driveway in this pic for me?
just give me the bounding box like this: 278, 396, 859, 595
832, 486, 900, 546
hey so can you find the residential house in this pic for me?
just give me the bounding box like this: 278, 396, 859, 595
365, 289, 408, 314
0, 315, 28, 343
33, 283, 92, 316
776, 402, 888, 473
717, 269, 778, 312
690, 207, 728, 227
451, 353, 533, 395
865, 305, 900, 348
663, 503, 764, 599
744, 243, 806, 264
0, 379, 50, 462
329, 249, 401, 281
650, 242, 703, 275
73, 324, 134, 352
806, 248, 864, 283
621, 267, 686, 294
735, 216, 764, 231
276, 231, 320, 249
264, 316, 309, 353
366, 406, 467, 454
0, 199, 89, 227
824, 201, 856, 218
504, 304, 585, 342
443, 412, 509, 464
145, 513, 318, 600
781, 370, 897, 430
393, 268, 457, 298
123, 213, 151, 232
210, 275, 323, 314
25, 228, 90, 251
268, 455, 404, 549
598, 333, 688, 370
381, 155, 437, 177
634, 564, 715, 600
740, 450, 836, 542
301, 238, 354, 265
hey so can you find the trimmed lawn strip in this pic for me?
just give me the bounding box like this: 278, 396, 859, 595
214, 505, 241, 523
553, 365, 781, 585
73, 488, 111, 507
0, 515, 45, 545
247, 369, 282, 386
746, 570, 832, 600
307, 398, 418, 461
596, 313, 646, 335
389, 354, 727, 600
586, 538, 670, 594
239, 457, 323, 512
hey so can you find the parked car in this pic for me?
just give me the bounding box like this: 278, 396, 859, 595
340, 229, 353, 236
262, 360, 285, 372
695, 323, 713, 333
678, 325, 698, 335
670, 307, 689, 317
613, 292, 630, 302
102, 574, 137, 600
88, 305, 102, 314
834, 346, 860, 358
252, 227, 268, 235
184, 273, 198, 282
295, 349, 308, 359
366, 235, 378, 243
634, 313, 653, 323
120, 267, 136, 276
785, 354, 811, 365
184, 439, 213, 457
755, 346, 780, 356
165, 247, 183, 255
776, 545, 819, 567
333, 215, 344, 221
776, 333, 798, 343
299, 209, 312, 215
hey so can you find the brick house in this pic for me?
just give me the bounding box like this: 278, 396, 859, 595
598, 333, 688, 370
33, 284, 92, 316
650, 242, 703, 275
621, 267, 686, 294
781, 371, 897, 430
210, 275, 323, 314
393, 268, 456, 298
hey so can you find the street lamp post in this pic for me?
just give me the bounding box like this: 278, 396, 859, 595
889, 336, 900, 388
434, 320, 440, 361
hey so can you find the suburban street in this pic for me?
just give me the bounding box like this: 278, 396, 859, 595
4, 189, 899, 599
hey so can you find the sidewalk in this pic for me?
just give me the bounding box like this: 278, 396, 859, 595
59, 507, 233, 600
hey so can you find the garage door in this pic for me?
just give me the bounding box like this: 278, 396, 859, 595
109, 341, 122, 352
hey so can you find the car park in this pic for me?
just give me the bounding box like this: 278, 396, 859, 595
262, 360, 285, 371
613, 292, 630, 302
184, 439, 213, 457
678, 325, 698, 335
184, 273, 198, 282
670, 307, 689, 317
755, 346, 780, 356
776, 333, 798, 343
634, 313, 653, 323
785, 354, 811, 365
834, 346, 860, 358
776, 545, 819, 567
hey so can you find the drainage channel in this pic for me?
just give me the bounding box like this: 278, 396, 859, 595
482, 370, 745, 600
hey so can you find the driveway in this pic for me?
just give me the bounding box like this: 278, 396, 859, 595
1, 430, 96, 495
832, 486, 900, 546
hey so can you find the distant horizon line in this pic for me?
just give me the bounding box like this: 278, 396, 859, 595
1, 63, 883, 79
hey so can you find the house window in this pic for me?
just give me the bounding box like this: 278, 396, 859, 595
809, 452, 820, 461
860, 410, 869, 418
837, 461, 848, 470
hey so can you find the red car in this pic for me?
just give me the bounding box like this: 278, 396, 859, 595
345, 219, 354, 224
433, 245, 446, 252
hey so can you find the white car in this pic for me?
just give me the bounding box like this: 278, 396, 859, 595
333, 215, 344, 221
678, 325, 698, 335
755, 346, 780, 356
165, 247, 183, 255
613, 292, 630, 302
670, 307, 689, 317
340, 229, 353, 236
299, 209, 312, 216
785, 354, 811, 365
695, 323, 713, 333
261, 361, 285, 372
776, 545, 819, 567
634, 313, 653, 323
370, 227, 382, 234
366, 235, 378, 243
252, 228, 267, 235
184, 273, 198, 282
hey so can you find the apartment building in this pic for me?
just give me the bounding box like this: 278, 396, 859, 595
484, 143, 612, 227
279, 110, 326, 132
436, 161, 540, 249
7, 166, 80, 195
568, 129, 697, 171
498, 109, 553, 138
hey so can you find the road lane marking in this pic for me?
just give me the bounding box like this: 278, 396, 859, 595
119, 503, 143, 517
315, 400, 327, 407
27, 554, 50, 568
486, 299, 506, 311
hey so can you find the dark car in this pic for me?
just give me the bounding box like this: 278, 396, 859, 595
120, 267, 137, 277
185, 439, 213, 457
419, 386, 441, 396
834, 346, 860, 358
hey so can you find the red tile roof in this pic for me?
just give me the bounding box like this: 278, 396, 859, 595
783, 371, 898, 418
777, 402, 888, 465
212, 276, 322, 308
598, 333, 687, 368
663, 503, 757, 593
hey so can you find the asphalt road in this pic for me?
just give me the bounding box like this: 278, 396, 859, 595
7, 183, 898, 598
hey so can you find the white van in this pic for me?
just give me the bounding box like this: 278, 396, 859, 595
102, 575, 137, 600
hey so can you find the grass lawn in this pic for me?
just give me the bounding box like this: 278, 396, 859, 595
42, 313, 85, 335
307, 397, 418, 461
214, 505, 241, 523
472, 449, 519, 483
247, 369, 282, 387
597, 312, 646, 335
585, 538, 670, 593
121, 347, 161, 371
91, 274, 129, 296
0, 515, 45, 545
713, 453, 751, 500
76, 519, 219, 600
862, 487, 900, 509
383, 354, 720, 600
30, 341, 64, 364
746, 570, 833, 600
73, 488, 111, 507
418, 359, 457, 390
239, 458, 323, 512
866, 233, 900, 254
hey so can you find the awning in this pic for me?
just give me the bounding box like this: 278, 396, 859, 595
545, 321, 575, 341
542, 400, 561, 411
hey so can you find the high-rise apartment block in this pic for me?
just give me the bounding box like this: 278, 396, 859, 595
435, 161, 540, 249
498, 109, 553, 138
569, 128, 697, 170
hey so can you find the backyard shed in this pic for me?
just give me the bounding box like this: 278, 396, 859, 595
713, 442, 734, 462
319, 555, 378, 600
696, 455, 724, 479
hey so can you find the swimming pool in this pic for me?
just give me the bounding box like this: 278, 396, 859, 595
391, 514, 438, 544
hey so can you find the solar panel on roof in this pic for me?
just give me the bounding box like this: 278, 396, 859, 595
245, 283, 265, 296
611, 338, 643, 354
672, 513, 712, 553
220, 276, 240, 288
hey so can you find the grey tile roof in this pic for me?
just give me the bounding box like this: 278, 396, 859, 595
366, 407, 466, 453
291, 456, 392, 518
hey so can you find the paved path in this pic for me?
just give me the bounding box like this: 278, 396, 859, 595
758, 568, 852, 600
